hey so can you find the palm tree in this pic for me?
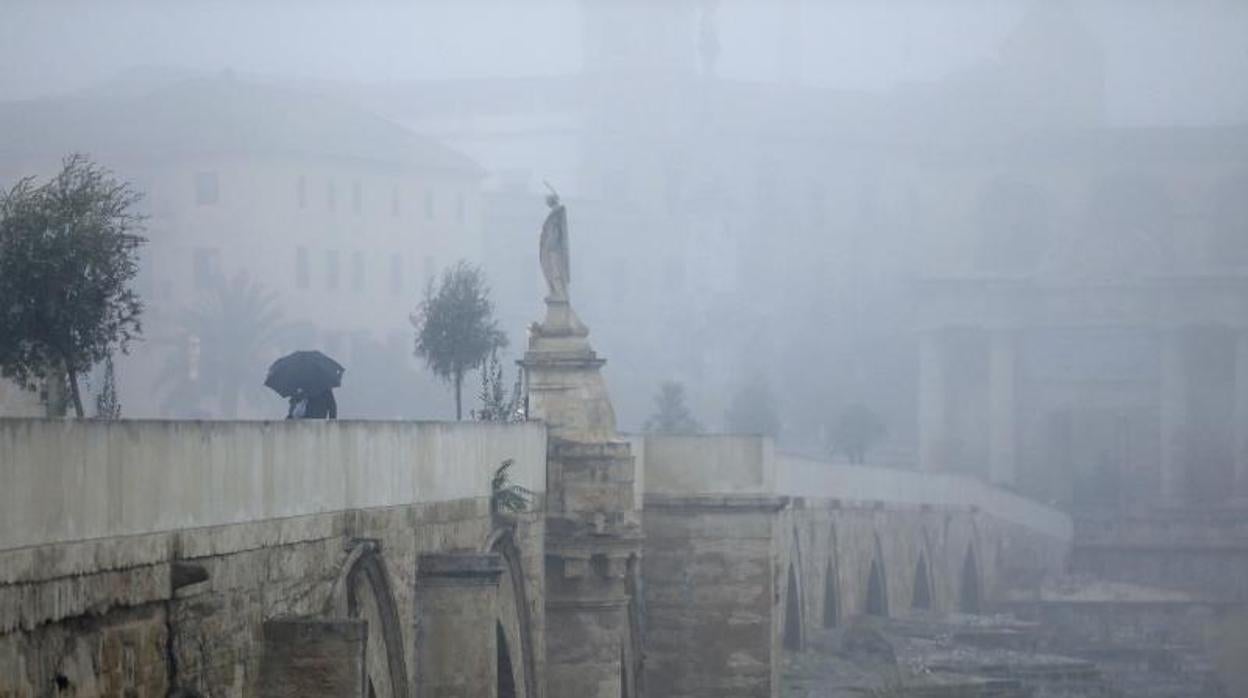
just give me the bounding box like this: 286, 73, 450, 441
158, 272, 289, 418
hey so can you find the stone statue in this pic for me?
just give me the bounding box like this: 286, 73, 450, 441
540, 187, 570, 302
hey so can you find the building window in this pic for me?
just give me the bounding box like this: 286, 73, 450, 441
390, 254, 403, 295
297, 176, 307, 209
194, 172, 219, 206
326, 250, 340, 291
391, 185, 400, 217
295, 247, 310, 289
424, 190, 435, 220
352, 179, 362, 214
327, 179, 337, 212
351, 251, 365, 292
192, 248, 220, 290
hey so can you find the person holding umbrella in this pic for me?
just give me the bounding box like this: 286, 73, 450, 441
303, 387, 337, 419
265, 350, 344, 420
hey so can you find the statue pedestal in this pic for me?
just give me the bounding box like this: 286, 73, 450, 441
520, 298, 616, 443
521, 297, 642, 697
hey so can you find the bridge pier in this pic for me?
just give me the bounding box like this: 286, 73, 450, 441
416, 553, 505, 698
520, 297, 643, 698
642, 494, 788, 698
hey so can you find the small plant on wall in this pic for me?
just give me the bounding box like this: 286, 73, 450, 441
491, 459, 533, 515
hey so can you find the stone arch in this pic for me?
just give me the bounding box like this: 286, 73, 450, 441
497, 622, 517, 698
781, 528, 805, 652
326, 542, 409, 698
623, 553, 644, 698
865, 534, 889, 617
960, 544, 983, 614
483, 527, 537, 698
911, 553, 933, 612
822, 560, 841, 628
865, 559, 888, 617
620, 646, 630, 698
783, 563, 803, 651
822, 525, 841, 629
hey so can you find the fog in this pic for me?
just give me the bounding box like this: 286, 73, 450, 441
1, 0, 1246, 492
5, 2, 1248, 694
6, 1, 1248, 124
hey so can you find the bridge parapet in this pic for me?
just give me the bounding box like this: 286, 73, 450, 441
0, 418, 546, 554
777, 455, 1072, 541
637, 433, 1070, 542
0, 418, 548, 696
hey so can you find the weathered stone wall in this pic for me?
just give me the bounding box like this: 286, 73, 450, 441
642, 495, 782, 698
256, 618, 368, 698
0, 498, 546, 696
0, 419, 547, 697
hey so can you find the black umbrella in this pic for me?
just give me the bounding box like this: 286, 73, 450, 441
265, 350, 345, 398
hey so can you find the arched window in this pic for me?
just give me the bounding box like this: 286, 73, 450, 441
497, 622, 517, 698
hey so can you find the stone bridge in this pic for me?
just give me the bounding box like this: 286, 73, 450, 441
0, 419, 550, 697
0, 419, 1070, 697
635, 435, 1071, 697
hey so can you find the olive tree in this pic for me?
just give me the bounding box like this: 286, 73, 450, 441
0, 155, 145, 417
411, 261, 507, 420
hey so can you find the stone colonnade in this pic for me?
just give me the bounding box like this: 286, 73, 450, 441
918, 328, 1020, 487
918, 323, 1248, 505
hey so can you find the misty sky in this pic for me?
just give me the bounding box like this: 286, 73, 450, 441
3, 0, 1247, 126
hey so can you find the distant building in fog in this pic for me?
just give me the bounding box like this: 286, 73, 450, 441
0, 77, 485, 418
334, 0, 1248, 450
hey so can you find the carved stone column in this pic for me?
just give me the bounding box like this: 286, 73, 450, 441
416, 553, 503, 698
988, 331, 1019, 487
918, 331, 948, 472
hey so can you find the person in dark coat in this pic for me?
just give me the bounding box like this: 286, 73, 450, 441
286, 390, 307, 420
303, 389, 337, 419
